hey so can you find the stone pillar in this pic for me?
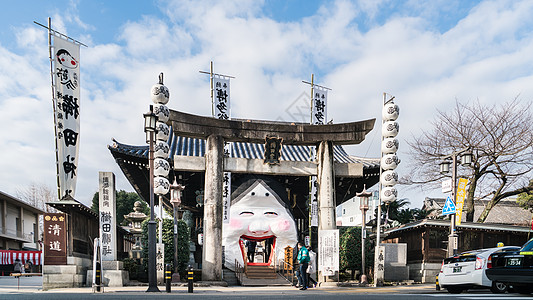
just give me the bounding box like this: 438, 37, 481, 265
317, 141, 335, 230
317, 141, 336, 284
202, 135, 224, 281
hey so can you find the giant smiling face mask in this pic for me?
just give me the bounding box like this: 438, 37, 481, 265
222, 180, 298, 271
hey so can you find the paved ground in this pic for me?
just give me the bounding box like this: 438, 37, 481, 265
2, 276, 532, 300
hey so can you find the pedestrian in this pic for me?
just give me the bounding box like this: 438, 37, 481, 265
13, 258, 23, 274
307, 249, 318, 288
25, 260, 33, 273
245, 240, 256, 263
296, 242, 310, 290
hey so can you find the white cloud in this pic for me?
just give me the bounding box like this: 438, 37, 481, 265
1, 0, 533, 208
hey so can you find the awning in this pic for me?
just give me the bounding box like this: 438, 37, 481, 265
0, 250, 42, 265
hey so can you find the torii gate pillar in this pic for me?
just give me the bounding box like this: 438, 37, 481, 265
202, 134, 224, 281
317, 141, 336, 230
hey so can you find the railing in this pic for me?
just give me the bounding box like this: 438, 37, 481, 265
276, 259, 295, 285
235, 259, 245, 284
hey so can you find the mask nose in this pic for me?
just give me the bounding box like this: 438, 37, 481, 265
248, 220, 270, 236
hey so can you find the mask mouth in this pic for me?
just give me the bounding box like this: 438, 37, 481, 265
239, 235, 277, 266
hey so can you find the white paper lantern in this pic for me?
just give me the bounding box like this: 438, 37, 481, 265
151, 83, 170, 105
155, 121, 170, 141
382, 102, 399, 121
154, 176, 170, 195
154, 141, 170, 158
154, 104, 169, 123
381, 154, 400, 170
382, 121, 399, 138
381, 187, 398, 203
154, 158, 170, 177
381, 138, 399, 154
381, 170, 398, 186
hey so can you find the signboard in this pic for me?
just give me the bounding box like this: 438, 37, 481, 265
264, 136, 283, 164
442, 196, 456, 216
99, 172, 116, 261
374, 245, 385, 285
156, 243, 165, 284
284, 246, 293, 270
53, 36, 81, 200
455, 178, 469, 226
309, 147, 318, 227
442, 179, 452, 193
43, 213, 67, 265
318, 229, 339, 276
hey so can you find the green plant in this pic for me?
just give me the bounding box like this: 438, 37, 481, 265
339, 227, 373, 280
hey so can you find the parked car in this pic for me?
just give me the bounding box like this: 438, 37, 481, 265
486, 238, 533, 294
438, 246, 520, 294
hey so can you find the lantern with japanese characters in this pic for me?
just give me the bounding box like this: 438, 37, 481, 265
380, 101, 400, 203
152, 73, 171, 196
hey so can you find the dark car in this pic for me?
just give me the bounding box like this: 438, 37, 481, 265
486, 238, 533, 294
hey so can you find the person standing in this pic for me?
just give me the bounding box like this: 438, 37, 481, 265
297, 242, 310, 290
246, 240, 257, 263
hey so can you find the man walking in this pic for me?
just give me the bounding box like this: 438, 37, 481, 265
297, 242, 310, 290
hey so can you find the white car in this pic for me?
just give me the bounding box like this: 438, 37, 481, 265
438, 246, 520, 294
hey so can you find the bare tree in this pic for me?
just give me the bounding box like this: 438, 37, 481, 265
403, 98, 533, 222
16, 182, 58, 213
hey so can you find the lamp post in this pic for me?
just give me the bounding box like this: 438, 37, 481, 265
144, 105, 160, 292
439, 147, 472, 257
357, 185, 371, 284
170, 179, 185, 273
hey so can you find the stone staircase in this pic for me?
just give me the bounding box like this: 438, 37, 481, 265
245, 265, 277, 279
223, 267, 240, 286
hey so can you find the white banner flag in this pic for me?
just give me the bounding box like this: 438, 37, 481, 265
53, 36, 81, 199
213, 75, 232, 223
312, 86, 327, 125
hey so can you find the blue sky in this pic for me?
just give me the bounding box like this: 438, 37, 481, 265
1, 0, 532, 209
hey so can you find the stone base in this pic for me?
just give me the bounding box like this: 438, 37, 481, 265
408, 262, 441, 283
42, 256, 92, 291
87, 269, 129, 287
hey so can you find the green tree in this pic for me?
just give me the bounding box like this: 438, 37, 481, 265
90, 190, 149, 225
339, 227, 373, 280
141, 218, 190, 277
517, 183, 533, 212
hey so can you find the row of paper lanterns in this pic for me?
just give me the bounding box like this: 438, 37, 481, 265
380, 101, 400, 203
151, 80, 171, 195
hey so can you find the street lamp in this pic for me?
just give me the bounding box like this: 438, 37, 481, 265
357, 185, 372, 284
170, 178, 185, 274
439, 147, 472, 257
144, 105, 160, 292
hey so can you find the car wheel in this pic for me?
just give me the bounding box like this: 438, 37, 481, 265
490, 281, 508, 294
447, 287, 464, 294
513, 286, 533, 294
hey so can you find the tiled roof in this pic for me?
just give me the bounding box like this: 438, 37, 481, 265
110, 130, 380, 169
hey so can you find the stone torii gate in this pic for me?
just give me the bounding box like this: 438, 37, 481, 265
168, 109, 375, 281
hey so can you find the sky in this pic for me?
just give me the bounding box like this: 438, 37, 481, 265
1, 0, 533, 209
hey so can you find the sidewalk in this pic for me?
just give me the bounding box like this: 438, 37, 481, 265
0, 276, 437, 295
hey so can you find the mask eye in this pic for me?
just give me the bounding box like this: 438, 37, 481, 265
264, 212, 278, 217
239, 211, 254, 216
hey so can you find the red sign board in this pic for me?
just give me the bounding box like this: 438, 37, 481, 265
43, 213, 67, 265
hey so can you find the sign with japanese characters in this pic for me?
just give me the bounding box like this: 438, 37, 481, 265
374, 245, 385, 285
43, 213, 67, 265
264, 136, 283, 164
318, 229, 339, 276
53, 36, 81, 200
99, 172, 117, 261
455, 178, 469, 226
284, 246, 293, 270
213, 75, 232, 224
311, 86, 327, 125
156, 243, 165, 284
